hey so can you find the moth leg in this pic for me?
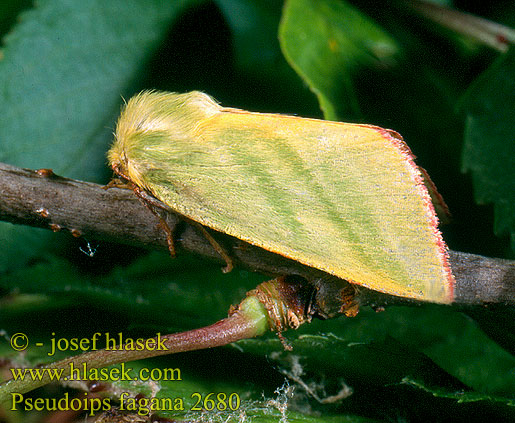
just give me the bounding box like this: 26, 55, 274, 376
132, 186, 172, 211
105, 165, 179, 256
104, 166, 136, 190
103, 178, 135, 190
157, 216, 176, 257
189, 220, 234, 274
108, 178, 232, 269
276, 329, 293, 351
131, 186, 177, 257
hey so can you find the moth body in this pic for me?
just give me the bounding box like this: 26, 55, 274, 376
108, 91, 454, 303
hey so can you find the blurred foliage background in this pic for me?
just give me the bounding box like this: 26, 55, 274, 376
0, 0, 513, 421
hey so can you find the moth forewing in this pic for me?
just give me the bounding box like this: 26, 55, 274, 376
108, 91, 454, 304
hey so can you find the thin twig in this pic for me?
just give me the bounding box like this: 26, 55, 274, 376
406, 0, 515, 52
0, 161, 513, 305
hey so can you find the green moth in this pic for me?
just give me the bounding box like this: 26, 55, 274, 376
108, 91, 454, 304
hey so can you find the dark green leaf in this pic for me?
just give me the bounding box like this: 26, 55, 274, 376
1, 2, 514, 421
461, 48, 515, 253
213, 0, 319, 115
238, 305, 515, 401
279, 0, 399, 121
0, 0, 202, 271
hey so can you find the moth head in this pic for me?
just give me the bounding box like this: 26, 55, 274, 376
108, 92, 157, 188
107, 133, 132, 181
108, 90, 222, 189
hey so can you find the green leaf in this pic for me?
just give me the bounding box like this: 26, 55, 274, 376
279, 0, 399, 121
0, 0, 200, 180
0, 0, 201, 271
0, 252, 265, 332
461, 48, 515, 253
402, 378, 515, 406
98, 360, 377, 422
0, 0, 31, 36
213, 0, 319, 116
2, 253, 514, 419
0, 253, 379, 421
1, 3, 514, 421
238, 305, 515, 403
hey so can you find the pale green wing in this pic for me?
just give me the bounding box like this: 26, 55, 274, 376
115, 92, 454, 303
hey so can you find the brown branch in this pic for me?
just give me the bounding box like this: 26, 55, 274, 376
0, 161, 513, 306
